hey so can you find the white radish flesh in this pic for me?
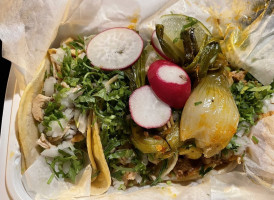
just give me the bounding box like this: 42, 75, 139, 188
129, 85, 171, 129
87, 28, 143, 70
151, 31, 171, 61
148, 60, 191, 109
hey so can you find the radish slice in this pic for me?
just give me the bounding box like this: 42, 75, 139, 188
151, 31, 171, 61
87, 28, 143, 70
148, 60, 191, 109
129, 85, 171, 129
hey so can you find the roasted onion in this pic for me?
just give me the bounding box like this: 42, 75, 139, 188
180, 72, 239, 158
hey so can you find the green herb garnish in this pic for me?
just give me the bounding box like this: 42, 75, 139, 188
68, 36, 85, 50
181, 17, 198, 32
199, 165, 213, 177
252, 136, 259, 144
225, 135, 239, 152
151, 159, 168, 186
231, 78, 273, 132
91, 171, 100, 179
46, 147, 85, 183
194, 101, 202, 106
173, 37, 180, 43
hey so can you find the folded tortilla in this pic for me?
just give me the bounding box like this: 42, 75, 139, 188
87, 112, 111, 195
17, 58, 49, 171
17, 56, 111, 195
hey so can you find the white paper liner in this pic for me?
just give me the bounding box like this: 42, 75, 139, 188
22, 156, 92, 200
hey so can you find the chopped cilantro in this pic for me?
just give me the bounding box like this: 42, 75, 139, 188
91, 171, 100, 179
118, 184, 126, 190
181, 141, 196, 149
231, 79, 273, 132
225, 135, 239, 152
47, 173, 55, 184
46, 147, 85, 183
199, 165, 213, 177
173, 37, 180, 43
108, 149, 135, 160
194, 101, 202, 106
151, 159, 168, 186
181, 17, 198, 32
252, 136, 259, 144
68, 36, 85, 50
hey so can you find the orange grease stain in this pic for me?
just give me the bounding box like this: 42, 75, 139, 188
127, 12, 139, 30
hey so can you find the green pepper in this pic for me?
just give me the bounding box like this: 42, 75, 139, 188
164, 123, 183, 150
198, 41, 221, 78
156, 24, 185, 65
183, 34, 208, 73
131, 126, 170, 154
128, 45, 161, 89
155, 151, 176, 159
180, 28, 199, 64
209, 53, 228, 71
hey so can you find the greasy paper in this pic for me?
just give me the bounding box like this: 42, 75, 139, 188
1, 0, 274, 199
244, 114, 274, 189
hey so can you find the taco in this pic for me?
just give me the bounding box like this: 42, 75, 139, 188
78, 15, 273, 190
17, 37, 111, 195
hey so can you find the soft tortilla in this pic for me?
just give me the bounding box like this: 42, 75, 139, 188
87, 112, 111, 195
17, 56, 111, 195
17, 57, 50, 171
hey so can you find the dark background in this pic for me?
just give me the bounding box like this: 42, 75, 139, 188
0, 40, 11, 133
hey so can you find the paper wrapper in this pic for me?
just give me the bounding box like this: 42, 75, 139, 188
22, 156, 92, 200
1, 0, 274, 199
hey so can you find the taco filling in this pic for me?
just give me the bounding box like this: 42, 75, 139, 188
18, 13, 274, 194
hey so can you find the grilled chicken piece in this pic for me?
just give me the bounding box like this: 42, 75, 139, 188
36, 133, 54, 149
32, 94, 51, 121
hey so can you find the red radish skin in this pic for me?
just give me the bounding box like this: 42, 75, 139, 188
129, 85, 171, 129
87, 27, 143, 71
151, 31, 171, 61
148, 60, 191, 109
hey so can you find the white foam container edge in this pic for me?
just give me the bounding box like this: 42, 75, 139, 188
0, 65, 32, 200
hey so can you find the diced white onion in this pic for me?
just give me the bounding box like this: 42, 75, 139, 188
142, 154, 148, 165
63, 108, 74, 121
262, 95, 274, 113
112, 178, 125, 190
135, 173, 142, 184
271, 94, 274, 104
38, 123, 45, 133
78, 52, 86, 59
234, 136, 250, 156
74, 109, 81, 125
60, 87, 82, 108
62, 148, 75, 156
69, 88, 83, 101
64, 128, 77, 139
61, 97, 73, 108
46, 119, 68, 138
41, 146, 59, 157
78, 112, 88, 135
50, 48, 66, 66
41, 141, 74, 158
63, 161, 71, 174
58, 141, 74, 150
43, 77, 57, 97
